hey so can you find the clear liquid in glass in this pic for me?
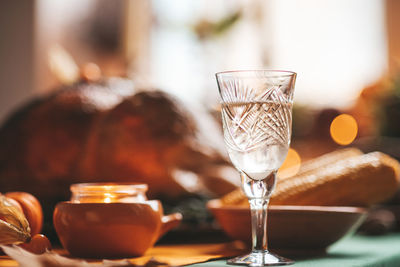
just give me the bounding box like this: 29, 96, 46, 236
221, 101, 292, 180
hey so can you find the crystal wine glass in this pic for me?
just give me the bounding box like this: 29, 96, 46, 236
216, 70, 296, 266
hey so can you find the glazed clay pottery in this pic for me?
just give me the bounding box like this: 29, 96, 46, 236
53, 183, 181, 258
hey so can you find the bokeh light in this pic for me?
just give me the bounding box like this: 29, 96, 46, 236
278, 148, 301, 178
330, 114, 358, 145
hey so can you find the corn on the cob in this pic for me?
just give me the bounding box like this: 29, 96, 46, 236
221, 148, 363, 206
219, 187, 247, 206
270, 151, 400, 206
278, 147, 362, 181
219, 151, 400, 207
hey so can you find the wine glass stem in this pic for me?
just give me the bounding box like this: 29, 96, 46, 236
249, 197, 269, 252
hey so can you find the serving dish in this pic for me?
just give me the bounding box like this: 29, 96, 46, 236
207, 199, 367, 256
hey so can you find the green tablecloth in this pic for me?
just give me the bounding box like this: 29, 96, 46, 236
190, 233, 400, 267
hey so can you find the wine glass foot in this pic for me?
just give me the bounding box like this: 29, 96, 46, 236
227, 251, 294, 266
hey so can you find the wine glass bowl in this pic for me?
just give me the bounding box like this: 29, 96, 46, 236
216, 70, 297, 266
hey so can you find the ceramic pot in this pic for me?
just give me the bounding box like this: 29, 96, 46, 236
53, 183, 182, 258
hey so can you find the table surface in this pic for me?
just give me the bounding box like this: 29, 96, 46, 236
190, 233, 400, 267
0, 233, 399, 266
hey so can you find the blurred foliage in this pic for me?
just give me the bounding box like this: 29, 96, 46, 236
193, 11, 242, 40
379, 75, 400, 137
291, 104, 316, 139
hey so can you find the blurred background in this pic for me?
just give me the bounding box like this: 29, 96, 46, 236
1, 0, 400, 167
1, 0, 400, 243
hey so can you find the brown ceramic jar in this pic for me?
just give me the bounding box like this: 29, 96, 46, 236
53, 183, 181, 258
